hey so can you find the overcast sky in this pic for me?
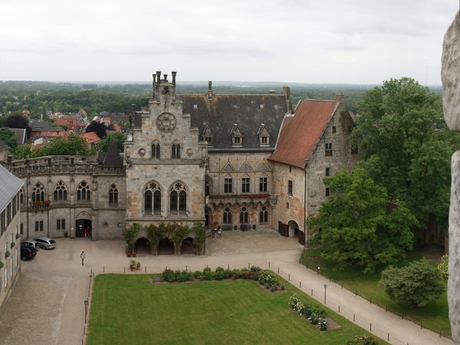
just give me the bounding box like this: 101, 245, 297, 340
0, 0, 457, 85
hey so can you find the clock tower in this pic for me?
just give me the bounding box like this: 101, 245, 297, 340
124, 71, 208, 229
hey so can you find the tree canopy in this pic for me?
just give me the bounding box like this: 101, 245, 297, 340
379, 258, 444, 307
350, 77, 460, 233
0, 127, 17, 149
96, 131, 126, 153
308, 167, 416, 273
14, 133, 91, 159
4, 113, 32, 138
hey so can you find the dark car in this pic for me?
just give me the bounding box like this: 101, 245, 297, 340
20, 245, 37, 261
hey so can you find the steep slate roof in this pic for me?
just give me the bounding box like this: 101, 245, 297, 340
182, 93, 288, 151
269, 99, 338, 168
0, 164, 23, 213
0, 138, 8, 151
98, 140, 123, 167
10, 128, 26, 145
29, 119, 56, 133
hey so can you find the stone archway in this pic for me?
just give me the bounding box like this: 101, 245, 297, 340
134, 237, 150, 254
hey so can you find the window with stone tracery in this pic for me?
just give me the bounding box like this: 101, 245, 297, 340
32, 183, 45, 203
259, 206, 269, 223
170, 182, 186, 214
223, 207, 232, 225
77, 181, 90, 201
109, 184, 118, 205
54, 181, 68, 201
144, 182, 161, 215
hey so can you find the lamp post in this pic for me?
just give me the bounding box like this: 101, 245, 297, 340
324, 284, 327, 304
84, 300, 88, 324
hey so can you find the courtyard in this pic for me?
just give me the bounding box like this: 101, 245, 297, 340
0, 230, 452, 345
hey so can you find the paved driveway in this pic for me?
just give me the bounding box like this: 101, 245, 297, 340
0, 230, 453, 345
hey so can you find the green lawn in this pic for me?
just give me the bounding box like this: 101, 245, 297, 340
87, 274, 388, 345
300, 247, 450, 338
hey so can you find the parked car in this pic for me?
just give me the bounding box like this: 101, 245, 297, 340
32, 237, 56, 250
22, 239, 39, 250
20, 245, 37, 261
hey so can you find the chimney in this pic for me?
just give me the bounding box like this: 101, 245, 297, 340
172, 71, 177, 85
156, 71, 161, 84
207, 81, 214, 100
335, 94, 344, 103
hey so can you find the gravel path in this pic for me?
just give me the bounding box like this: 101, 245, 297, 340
0, 231, 453, 345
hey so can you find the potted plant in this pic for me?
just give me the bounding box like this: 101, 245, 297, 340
5, 251, 10, 259
129, 259, 137, 271
16, 233, 20, 240
0, 261, 3, 269
136, 261, 141, 270
124, 223, 141, 256
11, 242, 15, 249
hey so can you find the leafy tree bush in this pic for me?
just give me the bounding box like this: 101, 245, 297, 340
308, 167, 416, 273
0, 127, 17, 149
438, 254, 448, 281
350, 77, 460, 235
379, 258, 444, 307
95, 131, 126, 152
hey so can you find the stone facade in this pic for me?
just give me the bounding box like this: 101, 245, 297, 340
2, 72, 359, 253
0, 165, 23, 310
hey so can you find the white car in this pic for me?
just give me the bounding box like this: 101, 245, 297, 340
32, 237, 56, 250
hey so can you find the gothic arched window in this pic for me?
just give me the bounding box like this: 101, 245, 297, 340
32, 183, 45, 203
172, 141, 181, 159
152, 141, 160, 159
259, 206, 269, 223
170, 182, 186, 214
239, 206, 249, 224
77, 181, 91, 201
144, 181, 161, 215
54, 181, 68, 201
223, 207, 232, 225
109, 184, 118, 205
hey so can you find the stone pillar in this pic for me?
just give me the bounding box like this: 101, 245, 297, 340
442, 10, 460, 345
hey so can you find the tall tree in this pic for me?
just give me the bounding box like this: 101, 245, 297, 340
350, 77, 460, 235
4, 113, 32, 138
308, 167, 416, 273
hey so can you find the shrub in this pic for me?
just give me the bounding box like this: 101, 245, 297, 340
318, 317, 328, 331
214, 270, 224, 280
223, 269, 234, 279
176, 270, 192, 282
161, 268, 176, 282
203, 270, 213, 280
344, 335, 381, 345
193, 270, 202, 279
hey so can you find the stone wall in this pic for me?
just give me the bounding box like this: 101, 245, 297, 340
442, 10, 460, 344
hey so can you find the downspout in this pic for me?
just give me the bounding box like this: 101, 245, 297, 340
304, 158, 309, 249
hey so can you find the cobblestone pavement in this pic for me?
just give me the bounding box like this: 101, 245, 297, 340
0, 230, 453, 345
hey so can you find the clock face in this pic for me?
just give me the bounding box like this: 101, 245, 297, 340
156, 112, 176, 132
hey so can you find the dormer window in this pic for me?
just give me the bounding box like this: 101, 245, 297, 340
257, 124, 270, 146
202, 126, 214, 146
231, 124, 243, 147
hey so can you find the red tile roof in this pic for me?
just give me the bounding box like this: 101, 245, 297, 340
82, 131, 101, 144
269, 99, 337, 168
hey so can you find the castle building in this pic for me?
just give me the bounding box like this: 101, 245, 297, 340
4, 72, 359, 251
0, 164, 23, 307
